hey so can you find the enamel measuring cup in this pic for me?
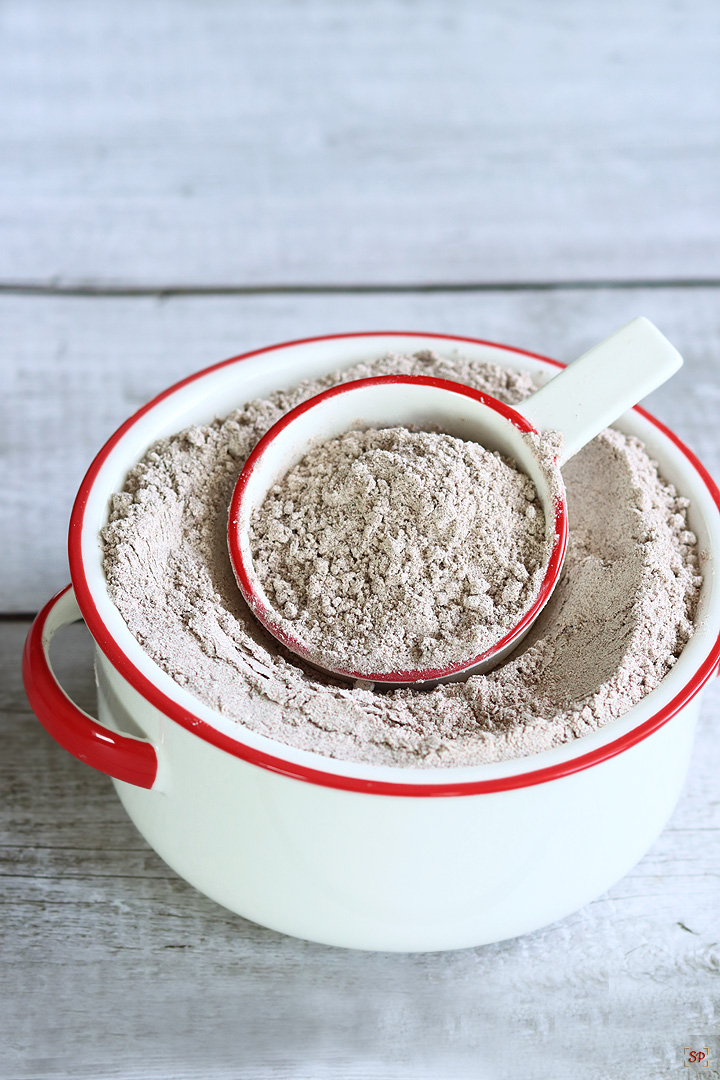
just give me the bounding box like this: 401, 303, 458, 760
228, 317, 683, 687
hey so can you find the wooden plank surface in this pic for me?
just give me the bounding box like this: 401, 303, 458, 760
3, 286, 720, 1078
2, 620, 719, 1080
1, 0, 719, 288
3, 285, 719, 612
3, 1, 720, 1076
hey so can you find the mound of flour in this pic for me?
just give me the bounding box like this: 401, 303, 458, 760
101, 350, 702, 768
250, 427, 553, 674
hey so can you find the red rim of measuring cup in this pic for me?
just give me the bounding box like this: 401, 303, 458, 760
228, 374, 569, 684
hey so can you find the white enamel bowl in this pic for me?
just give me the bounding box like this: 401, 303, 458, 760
23, 332, 720, 952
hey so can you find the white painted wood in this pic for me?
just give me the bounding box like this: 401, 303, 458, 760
3, 620, 719, 1079
5, 287, 719, 1072
3, 286, 719, 612
1, 0, 719, 287
3, 1, 720, 1069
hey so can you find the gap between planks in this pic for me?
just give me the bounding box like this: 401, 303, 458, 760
2, 278, 720, 298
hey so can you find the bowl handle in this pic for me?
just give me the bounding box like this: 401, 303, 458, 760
22, 586, 158, 789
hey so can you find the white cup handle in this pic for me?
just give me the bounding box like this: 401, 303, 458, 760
517, 317, 683, 465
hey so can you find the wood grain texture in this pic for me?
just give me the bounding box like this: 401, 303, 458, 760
3, 285, 719, 612
1, 0, 719, 288
4, 289, 720, 1076
2, 620, 719, 1080
3, 2, 720, 1074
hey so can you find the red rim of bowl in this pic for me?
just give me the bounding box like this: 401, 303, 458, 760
227, 374, 569, 684
68, 331, 720, 797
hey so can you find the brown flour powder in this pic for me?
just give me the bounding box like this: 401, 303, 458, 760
250, 427, 552, 674
101, 350, 702, 768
